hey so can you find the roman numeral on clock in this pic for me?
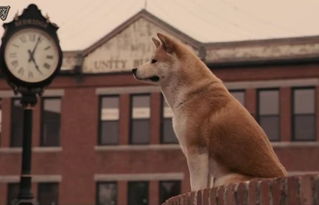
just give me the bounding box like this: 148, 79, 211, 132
44, 63, 51, 69
20, 36, 26, 43
9, 53, 17, 58
11, 60, 18, 68
28, 71, 33, 78
18, 67, 24, 75
29, 34, 36, 42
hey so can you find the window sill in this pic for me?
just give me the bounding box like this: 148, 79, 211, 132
33, 147, 63, 152
272, 141, 319, 147
0, 147, 62, 153
95, 144, 180, 151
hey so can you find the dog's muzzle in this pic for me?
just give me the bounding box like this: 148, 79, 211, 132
131, 68, 160, 82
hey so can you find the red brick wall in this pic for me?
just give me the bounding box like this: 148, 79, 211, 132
162, 174, 319, 205
0, 61, 319, 204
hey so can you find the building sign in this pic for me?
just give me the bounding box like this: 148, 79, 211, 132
83, 18, 167, 73
82, 18, 198, 73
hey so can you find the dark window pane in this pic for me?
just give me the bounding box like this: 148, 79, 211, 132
293, 88, 316, 141
294, 115, 315, 141
132, 96, 150, 108
42, 98, 61, 146
131, 95, 150, 145
159, 181, 181, 204
99, 96, 119, 145
11, 99, 23, 147
100, 121, 119, 145
258, 90, 280, 141
128, 182, 148, 205
97, 182, 117, 205
259, 116, 280, 141
294, 89, 315, 114
7, 183, 19, 205
102, 97, 119, 109
259, 90, 279, 115
162, 118, 178, 144
230, 91, 245, 106
38, 183, 59, 205
131, 119, 150, 144
161, 99, 177, 144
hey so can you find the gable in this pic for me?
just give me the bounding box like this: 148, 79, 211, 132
82, 17, 200, 73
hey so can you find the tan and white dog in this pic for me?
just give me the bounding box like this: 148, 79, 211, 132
132, 33, 287, 191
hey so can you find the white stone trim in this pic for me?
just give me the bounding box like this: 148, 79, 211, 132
33, 147, 63, 152
225, 78, 319, 90
206, 43, 319, 63
0, 175, 62, 183
96, 86, 160, 95
95, 144, 180, 151
0, 147, 62, 153
0, 91, 19, 98
94, 173, 184, 181
0, 89, 64, 98
272, 142, 319, 147
0, 148, 22, 153
287, 171, 319, 176
42, 89, 65, 97
95, 142, 319, 151
95, 78, 319, 95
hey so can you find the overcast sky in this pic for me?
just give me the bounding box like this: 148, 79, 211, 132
1, 0, 319, 51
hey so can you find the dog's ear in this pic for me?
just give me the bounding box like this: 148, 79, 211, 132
157, 33, 174, 53
152, 37, 160, 48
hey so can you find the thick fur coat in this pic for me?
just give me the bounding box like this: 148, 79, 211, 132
132, 33, 287, 191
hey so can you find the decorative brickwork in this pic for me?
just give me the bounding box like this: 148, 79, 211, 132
162, 174, 319, 205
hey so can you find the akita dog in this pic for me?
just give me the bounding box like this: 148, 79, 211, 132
132, 33, 287, 191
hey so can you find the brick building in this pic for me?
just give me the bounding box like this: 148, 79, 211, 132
0, 10, 319, 205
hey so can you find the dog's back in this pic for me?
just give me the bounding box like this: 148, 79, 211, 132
133, 33, 287, 190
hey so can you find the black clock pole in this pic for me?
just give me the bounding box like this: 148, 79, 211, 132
17, 91, 37, 205
0, 4, 62, 204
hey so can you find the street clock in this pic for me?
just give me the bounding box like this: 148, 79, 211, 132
0, 4, 62, 93
0, 4, 63, 205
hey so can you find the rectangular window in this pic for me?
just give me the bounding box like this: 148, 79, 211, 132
41, 98, 61, 146
161, 97, 178, 144
11, 99, 23, 147
229, 90, 245, 106
159, 181, 181, 204
257, 89, 280, 141
130, 95, 150, 144
38, 183, 59, 205
7, 183, 19, 205
128, 181, 148, 205
97, 182, 117, 205
99, 96, 120, 145
293, 88, 316, 141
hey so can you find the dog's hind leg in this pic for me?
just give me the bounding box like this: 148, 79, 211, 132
214, 173, 251, 187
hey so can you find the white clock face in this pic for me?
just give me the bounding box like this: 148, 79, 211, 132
4, 28, 59, 83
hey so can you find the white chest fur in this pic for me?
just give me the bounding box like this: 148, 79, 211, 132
172, 114, 188, 154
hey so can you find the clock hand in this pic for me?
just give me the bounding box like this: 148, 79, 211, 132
32, 59, 43, 75
27, 50, 42, 75
28, 37, 41, 62
28, 49, 34, 62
